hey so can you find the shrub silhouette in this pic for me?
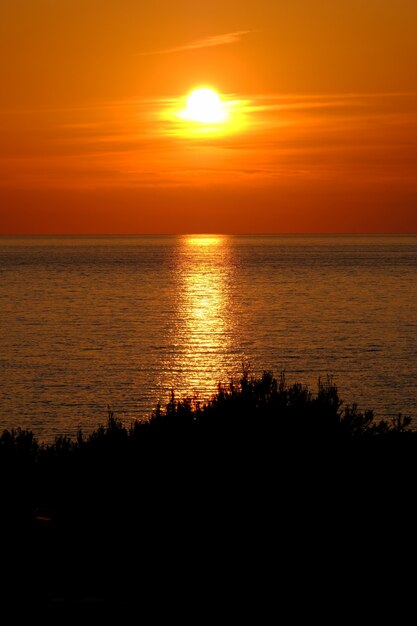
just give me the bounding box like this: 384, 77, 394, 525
0, 369, 412, 469
0, 369, 415, 604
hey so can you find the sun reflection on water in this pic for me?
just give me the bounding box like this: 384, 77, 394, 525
183, 235, 229, 350
157, 234, 239, 404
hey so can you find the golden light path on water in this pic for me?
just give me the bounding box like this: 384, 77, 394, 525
156, 234, 240, 405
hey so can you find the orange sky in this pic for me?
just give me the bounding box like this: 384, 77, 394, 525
1, 0, 417, 233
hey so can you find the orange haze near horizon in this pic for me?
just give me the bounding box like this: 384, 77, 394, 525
1, 0, 417, 234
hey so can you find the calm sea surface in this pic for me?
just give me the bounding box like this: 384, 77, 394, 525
1, 234, 417, 441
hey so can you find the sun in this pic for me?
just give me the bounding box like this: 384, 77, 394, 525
182, 87, 227, 124
170, 86, 247, 136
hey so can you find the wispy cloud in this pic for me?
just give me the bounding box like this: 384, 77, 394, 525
136, 30, 255, 56
2, 92, 417, 191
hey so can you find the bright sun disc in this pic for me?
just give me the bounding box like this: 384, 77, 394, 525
184, 88, 226, 123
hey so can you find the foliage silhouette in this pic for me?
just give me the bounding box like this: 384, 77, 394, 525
0, 369, 415, 607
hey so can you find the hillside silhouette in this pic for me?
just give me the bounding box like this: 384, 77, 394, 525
1, 369, 416, 613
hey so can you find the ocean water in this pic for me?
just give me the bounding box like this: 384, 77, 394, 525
1, 234, 417, 441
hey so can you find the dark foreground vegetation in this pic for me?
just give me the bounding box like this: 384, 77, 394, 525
1, 370, 417, 613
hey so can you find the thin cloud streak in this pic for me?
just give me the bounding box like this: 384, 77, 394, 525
136, 30, 255, 56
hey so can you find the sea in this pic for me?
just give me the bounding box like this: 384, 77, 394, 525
1, 234, 417, 441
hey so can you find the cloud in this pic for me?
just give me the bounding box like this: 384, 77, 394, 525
137, 30, 254, 56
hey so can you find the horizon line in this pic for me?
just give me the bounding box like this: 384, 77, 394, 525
1, 232, 417, 237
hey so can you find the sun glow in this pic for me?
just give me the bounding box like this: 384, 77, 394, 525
183, 88, 227, 124
166, 86, 248, 137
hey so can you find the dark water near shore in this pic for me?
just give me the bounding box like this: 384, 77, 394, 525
1, 234, 417, 440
